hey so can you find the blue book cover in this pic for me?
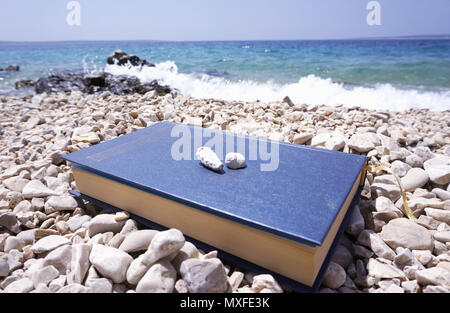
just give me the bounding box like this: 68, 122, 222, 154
63, 121, 367, 248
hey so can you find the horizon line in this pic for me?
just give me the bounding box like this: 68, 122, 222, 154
1, 34, 450, 43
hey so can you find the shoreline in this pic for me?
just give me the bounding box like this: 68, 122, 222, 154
1, 89, 449, 293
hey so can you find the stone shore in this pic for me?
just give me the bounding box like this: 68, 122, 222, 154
0, 90, 449, 293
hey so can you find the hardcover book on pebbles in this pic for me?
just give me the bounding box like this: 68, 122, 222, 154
63, 121, 367, 291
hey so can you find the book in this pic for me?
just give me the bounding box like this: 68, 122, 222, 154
63, 121, 367, 291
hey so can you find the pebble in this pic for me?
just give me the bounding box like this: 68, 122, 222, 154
225, 152, 246, 169
293, 132, 313, 145
357, 230, 396, 260
89, 244, 133, 284
42, 245, 72, 274
4, 236, 23, 253
66, 215, 92, 232
22, 180, 60, 198
171, 241, 200, 272
136, 260, 177, 293
322, 262, 346, 289
423, 156, 450, 185
415, 267, 450, 287
251, 274, 283, 293
180, 258, 228, 293
56, 283, 91, 293
85, 278, 113, 293
67, 244, 90, 284
31, 235, 71, 254
331, 245, 353, 269
380, 218, 434, 251
3, 277, 34, 293
3, 176, 30, 193
118, 229, 159, 253
49, 275, 66, 292
345, 206, 365, 237
32, 265, 60, 288
196, 147, 224, 172
0, 260, 10, 277
126, 229, 185, 285
425, 208, 450, 224
83, 214, 126, 237
400, 168, 429, 192
348, 133, 380, 152
45, 195, 78, 211
367, 259, 406, 280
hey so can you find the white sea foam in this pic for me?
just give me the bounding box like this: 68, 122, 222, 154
105, 61, 450, 111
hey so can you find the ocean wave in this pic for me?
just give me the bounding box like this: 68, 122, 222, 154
104, 61, 450, 111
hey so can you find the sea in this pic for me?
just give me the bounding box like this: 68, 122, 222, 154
1, 39, 450, 111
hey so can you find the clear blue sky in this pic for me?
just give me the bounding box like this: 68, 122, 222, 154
1, 0, 449, 41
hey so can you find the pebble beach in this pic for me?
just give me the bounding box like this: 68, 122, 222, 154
1, 85, 449, 293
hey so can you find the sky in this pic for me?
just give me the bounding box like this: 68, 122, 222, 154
0, 0, 449, 41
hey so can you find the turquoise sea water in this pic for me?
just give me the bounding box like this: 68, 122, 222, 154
1, 40, 450, 110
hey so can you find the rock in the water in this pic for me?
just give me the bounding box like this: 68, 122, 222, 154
5, 64, 20, 71
322, 261, 346, 289
31, 235, 70, 254
423, 156, 450, 185
400, 168, 429, 192
196, 147, 224, 172
180, 258, 228, 293
107, 50, 154, 67
136, 260, 177, 293
22, 180, 59, 198
118, 229, 159, 253
67, 244, 90, 284
89, 244, 133, 284
84, 214, 126, 237
225, 153, 246, 169
380, 218, 433, 251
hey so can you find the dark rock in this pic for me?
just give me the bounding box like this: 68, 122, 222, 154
34, 71, 170, 96
107, 50, 154, 68
15, 80, 36, 90
283, 96, 294, 107
35, 72, 87, 94
4, 64, 20, 72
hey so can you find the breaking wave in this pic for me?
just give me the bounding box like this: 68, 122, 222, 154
105, 61, 450, 111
